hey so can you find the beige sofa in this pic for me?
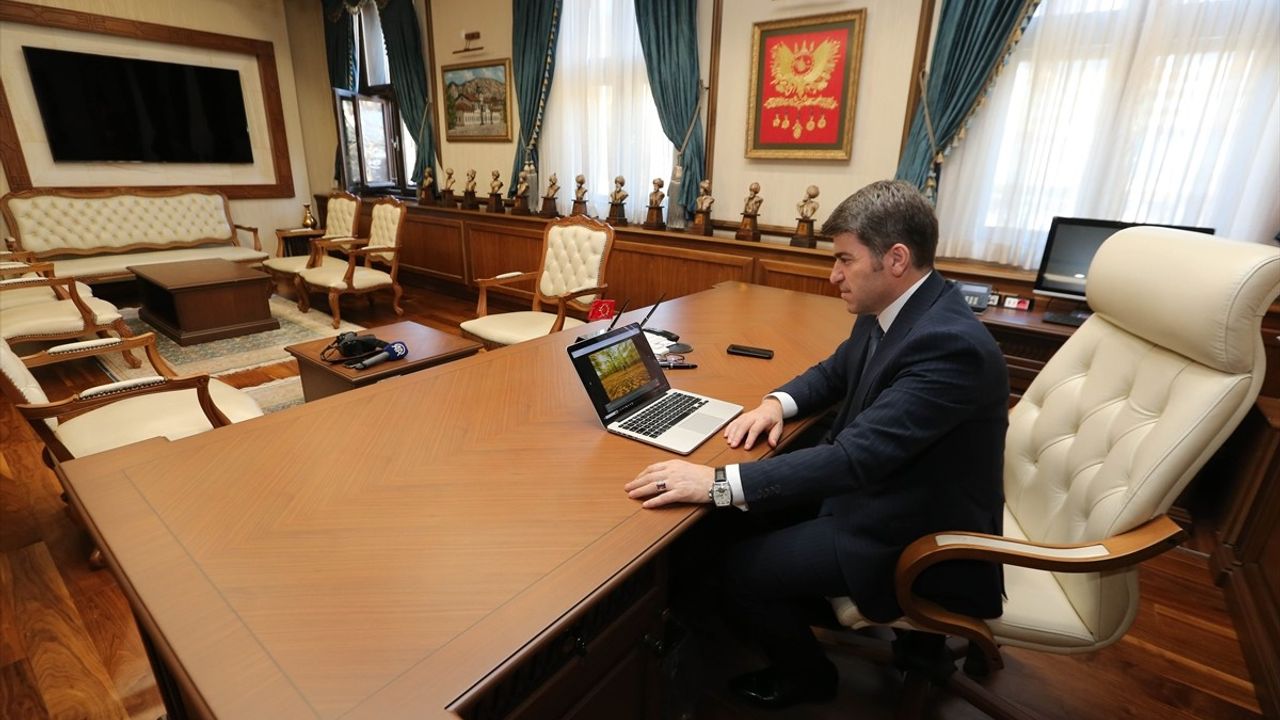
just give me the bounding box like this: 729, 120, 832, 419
1, 187, 269, 282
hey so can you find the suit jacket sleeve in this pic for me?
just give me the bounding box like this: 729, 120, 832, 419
741, 328, 993, 510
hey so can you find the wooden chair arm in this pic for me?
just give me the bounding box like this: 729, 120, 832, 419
0, 276, 98, 325
473, 271, 538, 317
21, 333, 176, 378
233, 224, 261, 252
549, 284, 609, 333
892, 515, 1185, 670
0, 260, 55, 278
0, 249, 38, 263
16, 373, 230, 428
347, 245, 398, 256
3, 236, 19, 252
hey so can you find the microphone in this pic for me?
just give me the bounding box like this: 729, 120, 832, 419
349, 341, 408, 369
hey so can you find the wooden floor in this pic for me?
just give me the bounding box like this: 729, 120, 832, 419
0, 280, 1264, 719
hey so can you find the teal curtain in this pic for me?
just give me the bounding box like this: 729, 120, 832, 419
379, 0, 437, 188
323, 0, 357, 184
635, 0, 704, 215
896, 0, 1029, 189
509, 0, 563, 195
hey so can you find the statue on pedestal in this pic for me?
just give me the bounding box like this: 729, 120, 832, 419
441, 167, 457, 207
418, 167, 436, 206
791, 185, 820, 248
571, 174, 589, 217
643, 177, 666, 230
736, 182, 763, 241
690, 179, 714, 236
540, 173, 561, 218
461, 169, 479, 210
487, 170, 505, 214
607, 175, 629, 226
512, 170, 533, 215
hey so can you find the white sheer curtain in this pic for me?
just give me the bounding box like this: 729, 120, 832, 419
540, 0, 672, 222
936, 0, 1280, 268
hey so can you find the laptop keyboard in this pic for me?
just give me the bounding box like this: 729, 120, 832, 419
619, 392, 708, 438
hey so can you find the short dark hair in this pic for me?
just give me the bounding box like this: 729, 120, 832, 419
820, 180, 938, 269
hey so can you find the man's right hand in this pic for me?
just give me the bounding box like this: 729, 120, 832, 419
724, 397, 785, 450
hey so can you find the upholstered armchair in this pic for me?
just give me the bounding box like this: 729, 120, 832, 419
262, 191, 362, 282
823, 227, 1280, 719
0, 333, 262, 463
460, 215, 615, 348
295, 196, 406, 328
0, 275, 138, 368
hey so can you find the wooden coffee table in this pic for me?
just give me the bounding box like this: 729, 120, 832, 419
128, 259, 279, 346
285, 320, 482, 402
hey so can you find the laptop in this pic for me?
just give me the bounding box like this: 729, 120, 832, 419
567, 322, 742, 455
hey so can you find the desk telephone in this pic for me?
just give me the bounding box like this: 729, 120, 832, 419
953, 281, 994, 312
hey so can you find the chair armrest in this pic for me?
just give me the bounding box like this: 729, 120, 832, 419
22, 333, 177, 378
473, 271, 538, 317
17, 373, 230, 428
347, 245, 398, 256
892, 515, 1185, 670
0, 249, 37, 263
233, 224, 262, 252
549, 284, 609, 333
313, 237, 365, 251
0, 260, 55, 278
3, 236, 18, 252
0, 275, 98, 321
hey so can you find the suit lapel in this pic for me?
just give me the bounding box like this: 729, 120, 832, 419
850, 272, 948, 411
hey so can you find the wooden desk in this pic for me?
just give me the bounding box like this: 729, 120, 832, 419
56, 282, 854, 719
285, 320, 482, 402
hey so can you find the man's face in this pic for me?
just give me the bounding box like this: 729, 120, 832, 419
829, 232, 891, 315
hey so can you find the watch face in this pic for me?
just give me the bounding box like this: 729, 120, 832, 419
712, 482, 731, 507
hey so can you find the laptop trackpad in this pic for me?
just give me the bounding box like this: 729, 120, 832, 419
678, 413, 723, 435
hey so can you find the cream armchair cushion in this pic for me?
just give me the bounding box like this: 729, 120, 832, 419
324, 195, 359, 239
51, 245, 267, 279
0, 295, 123, 339
461, 216, 614, 347
0, 276, 94, 312
831, 227, 1280, 656
296, 264, 393, 290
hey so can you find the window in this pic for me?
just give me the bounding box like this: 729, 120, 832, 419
334, 1, 418, 193
935, 0, 1280, 268
540, 0, 673, 222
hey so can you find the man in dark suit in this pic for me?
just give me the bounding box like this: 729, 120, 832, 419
626, 180, 1008, 708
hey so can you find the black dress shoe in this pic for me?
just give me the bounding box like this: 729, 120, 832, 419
729, 665, 838, 709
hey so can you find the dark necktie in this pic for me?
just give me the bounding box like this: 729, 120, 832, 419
859, 321, 884, 384
827, 320, 884, 441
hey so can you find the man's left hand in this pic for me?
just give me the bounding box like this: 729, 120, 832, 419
626, 460, 714, 509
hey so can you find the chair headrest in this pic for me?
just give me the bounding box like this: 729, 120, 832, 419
1086, 227, 1280, 373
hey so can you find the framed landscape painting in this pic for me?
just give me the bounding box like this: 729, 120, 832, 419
441, 58, 513, 142
745, 10, 866, 160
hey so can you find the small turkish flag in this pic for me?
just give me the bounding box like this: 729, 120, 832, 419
587, 299, 616, 322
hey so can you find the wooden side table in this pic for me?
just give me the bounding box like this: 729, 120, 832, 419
275, 227, 324, 257
284, 320, 482, 402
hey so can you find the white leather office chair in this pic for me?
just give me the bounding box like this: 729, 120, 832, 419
262, 191, 361, 281
460, 215, 615, 348
825, 227, 1280, 719
0, 333, 262, 462
295, 196, 407, 329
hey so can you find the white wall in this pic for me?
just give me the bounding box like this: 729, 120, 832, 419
429, 0, 519, 186
0, 0, 315, 254
709, 0, 924, 230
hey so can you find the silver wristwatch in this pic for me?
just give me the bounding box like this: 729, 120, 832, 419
710, 467, 732, 508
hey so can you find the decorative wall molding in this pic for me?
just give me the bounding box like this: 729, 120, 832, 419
0, 0, 294, 199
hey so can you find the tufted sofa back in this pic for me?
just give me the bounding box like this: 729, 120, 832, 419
1004, 227, 1279, 643
2, 188, 234, 257
538, 217, 614, 307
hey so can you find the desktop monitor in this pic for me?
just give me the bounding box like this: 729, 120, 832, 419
1033, 217, 1215, 302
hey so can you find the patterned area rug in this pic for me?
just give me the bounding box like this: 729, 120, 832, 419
98, 296, 360, 414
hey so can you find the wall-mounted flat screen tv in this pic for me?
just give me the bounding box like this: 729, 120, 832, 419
22, 46, 253, 164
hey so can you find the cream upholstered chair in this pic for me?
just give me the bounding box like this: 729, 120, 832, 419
0, 333, 262, 463
0, 275, 139, 368
262, 191, 361, 281
295, 196, 406, 329
823, 227, 1280, 720
460, 215, 615, 348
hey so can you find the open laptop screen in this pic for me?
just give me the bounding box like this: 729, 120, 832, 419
568, 324, 669, 423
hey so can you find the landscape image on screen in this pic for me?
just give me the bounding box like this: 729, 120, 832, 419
589, 340, 652, 402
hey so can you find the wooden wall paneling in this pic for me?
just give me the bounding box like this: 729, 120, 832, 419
606, 241, 753, 306
755, 258, 839, 297
400, 214, 466, 282
466, 221, 544, 301
0, 1, 294, 199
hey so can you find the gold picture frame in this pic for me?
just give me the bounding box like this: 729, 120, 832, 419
441, 57, 513, 143
745, 10, 866, 160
